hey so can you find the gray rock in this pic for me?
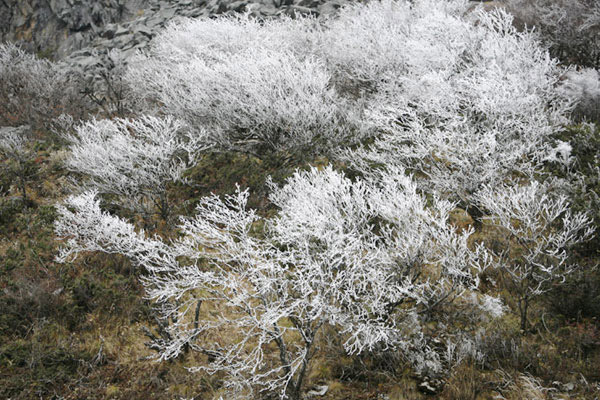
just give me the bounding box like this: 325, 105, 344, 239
114, 26, 130, 37
77, 55, 103, 69
70, 48, 94, 58
297, 0, 320, 8
318, 1, 344, 17
230, 1, 248, 12
133, 25, 154, 37
157, 7, 177, 20
145, 16, 164, 28
103, 23, 117, 39
258, 5, 279, 17
288, 5, 319, 16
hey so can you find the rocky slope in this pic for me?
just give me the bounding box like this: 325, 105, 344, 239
0, 0, 155, 59
1, 0, 349, 60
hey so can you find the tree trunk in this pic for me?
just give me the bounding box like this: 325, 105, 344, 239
19, 174, 27, 203
519, 297, 529, 333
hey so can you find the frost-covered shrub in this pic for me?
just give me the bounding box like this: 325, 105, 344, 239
147, 13, 316, 61
127, 15, 365, 159
559, 68, 600, 122
63, 115, 204, 220
55, 166, 497, 399
505, 0, 600, 68
0, 126, 37, 203
474, 181, 594, 331
319, 0, 472, 91
331, 1, 571, 212
0, 43, 89, 130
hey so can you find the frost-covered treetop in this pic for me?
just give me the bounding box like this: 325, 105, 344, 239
126, 14, 365, 158
0, 126, 29, 159
319, 0, 474, 84
327, 0, 572, 207
63, 115, 205, 218
125, 0, 573, 174
148, 13, 316, 62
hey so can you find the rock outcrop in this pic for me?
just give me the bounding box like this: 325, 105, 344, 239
0, 0, 156, 59
1, 0, 350, 61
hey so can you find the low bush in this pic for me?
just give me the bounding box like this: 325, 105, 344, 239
126, 16, 367, 160
505, 0, 600, 69
0, 43, 91, 131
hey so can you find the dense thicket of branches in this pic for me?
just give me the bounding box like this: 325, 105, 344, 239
56, 167, 502, 399
62, 115, 205, 220
126, 15, 367, 159
31, 0, 599, 398
505, 0, 600, 69
331, 2, 572, 213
